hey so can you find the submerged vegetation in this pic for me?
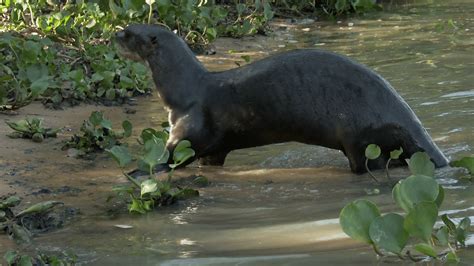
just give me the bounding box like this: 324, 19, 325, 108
340, 146, 472, 262
0, 0, 379, 110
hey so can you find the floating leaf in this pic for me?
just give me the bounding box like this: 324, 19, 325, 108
106, 146, 132, 168
369, 213, 408, 254
414, 243, 437, 258
450, 156, 474, 175
365, 144, 381, 160
404, 202, 438, 242
129, 198, 147, 214
16, 201, 63, 217
390, 147, 403, 160
339, 199, 381, 244
407, 152, 435, 177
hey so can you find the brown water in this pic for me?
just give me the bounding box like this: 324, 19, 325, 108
1, 0, 473, 264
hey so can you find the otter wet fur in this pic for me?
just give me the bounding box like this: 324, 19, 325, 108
115, 24, 448, 174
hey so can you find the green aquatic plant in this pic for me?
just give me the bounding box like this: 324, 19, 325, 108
107, 127, 198, 214
63, 111, 132, 157
0, 196, 63, 244
4, 250, 76, 266
450, 156, 474, 180
5, 117, 59, 142
340, 150, 471, 262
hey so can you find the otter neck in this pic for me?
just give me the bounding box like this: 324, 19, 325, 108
146, 47, 207, 110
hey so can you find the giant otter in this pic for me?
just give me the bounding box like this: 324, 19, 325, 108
115, 24, 448, 173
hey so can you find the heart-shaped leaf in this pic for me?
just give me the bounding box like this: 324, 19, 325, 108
450, 156, 474, 175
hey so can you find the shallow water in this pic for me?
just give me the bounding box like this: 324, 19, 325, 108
0, 0, 473, 264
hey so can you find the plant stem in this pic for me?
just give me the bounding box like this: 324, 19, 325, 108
372, 244, 384, 257
385, 158, 391, 179
123, 171, 141, 188
147, 3, 153, 24
365, 158, 379, 183
26, 0, 35, 26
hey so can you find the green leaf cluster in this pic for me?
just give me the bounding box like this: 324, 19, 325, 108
5, 117, 59, 142
63, 111, 132, 156
4, 250, 76, 266
107, 127, 199, 214
1, 196, 63, 244
340, 150, 471, 262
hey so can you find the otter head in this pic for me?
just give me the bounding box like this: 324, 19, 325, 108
114, 24, 179, 62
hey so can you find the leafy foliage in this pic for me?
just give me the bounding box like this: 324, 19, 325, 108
0, 196, 63, 244
339, 149, 472, 262
107, 127, 199, 214
450, 156, 474, 180
5, 117, 59, 142
3, 250, 76, 266
63, 111, 132, 157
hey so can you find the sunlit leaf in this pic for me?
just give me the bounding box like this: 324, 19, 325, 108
339, 199, 380, 244
141, 179, 159, 196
